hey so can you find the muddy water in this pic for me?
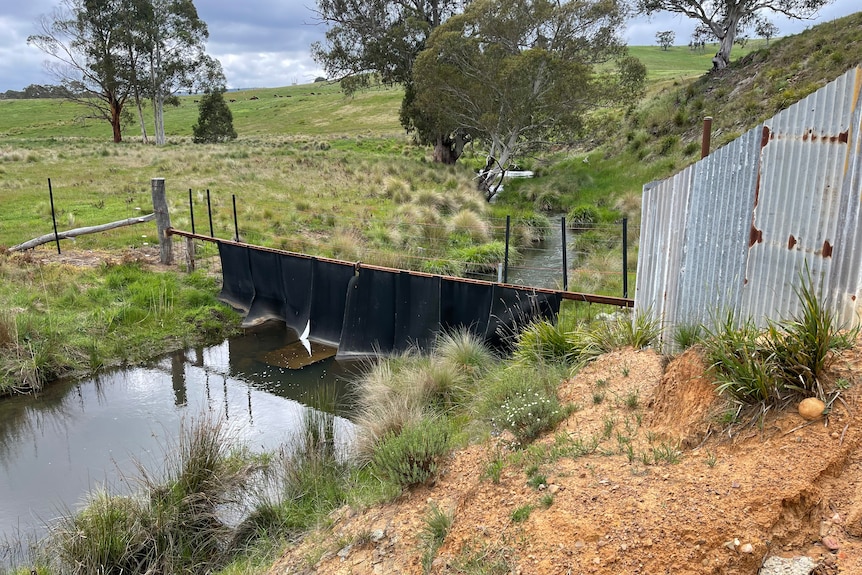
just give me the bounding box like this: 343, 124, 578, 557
0, 323, 359, 554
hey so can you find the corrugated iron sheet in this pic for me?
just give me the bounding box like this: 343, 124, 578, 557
636, 66, 862, 350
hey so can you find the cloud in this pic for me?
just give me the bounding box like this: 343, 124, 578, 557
1, 0, 858, 92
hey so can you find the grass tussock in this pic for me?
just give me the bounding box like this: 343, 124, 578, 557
701, 269, 855, 408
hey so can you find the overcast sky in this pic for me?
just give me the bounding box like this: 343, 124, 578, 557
1, 0, 858, 92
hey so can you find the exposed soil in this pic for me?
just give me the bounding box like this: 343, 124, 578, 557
268, 345, 862, 575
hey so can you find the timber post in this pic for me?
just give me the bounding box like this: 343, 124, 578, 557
151, 178, 173, 265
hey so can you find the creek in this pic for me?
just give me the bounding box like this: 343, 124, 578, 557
0, 323, 358, 560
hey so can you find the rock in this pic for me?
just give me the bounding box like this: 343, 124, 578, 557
370, 529, 385, 543
740, 543, 754, 554
822, 535, 840, 551
798, 397, 826, 420
758, 556, 816, 575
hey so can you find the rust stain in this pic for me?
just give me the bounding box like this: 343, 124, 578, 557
788, 235, 797, 250
839, 130, 849, 143
749, 225, 763, 247
853, 295, 857, 302
803, 130, 810, 141
822, 240, 833, 258
760, 126, 771, 148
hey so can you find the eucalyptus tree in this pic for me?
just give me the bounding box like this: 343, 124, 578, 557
312, 0, 466, 163
412, 0, 645, 199
636, 0, 834, 69
29, 0, 222, 144
28, 0, 150, 143
142, 0, 224, 145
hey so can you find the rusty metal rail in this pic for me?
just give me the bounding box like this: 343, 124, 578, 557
168, 228, 634, 308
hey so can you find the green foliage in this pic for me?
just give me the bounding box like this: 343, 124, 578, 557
0, 259, 239, 396
702, 270, 853, 405
672, 322, 704, 352
193, 89, 237, 143
51, 416, 258, 575
568, 312, 660, 366
371, 417, 451, 488
764, 273, 854, 396
512, 319, 571, 366
492, 390, 564, 446
413, 0, 642, 175
510, 504, 533, 523
420, 503, 453, 573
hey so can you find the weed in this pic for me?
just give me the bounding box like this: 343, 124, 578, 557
651, 441, 682, 464
491, 390, 564, 446
540, 494, 554, 508
370, 417, 451, 488
526, 472, 547, 490
593, 391, 605, 405
623, 389, 640, 410
672, 323, 704, 352
511, 505, 533, 523
420, 503, 453, 573
483, 452, 505, 484
513, 319, 571, 366
704, 450, 717, 467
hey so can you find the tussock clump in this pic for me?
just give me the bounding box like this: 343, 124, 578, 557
328, 229, 366, 260
447, 209, 491, 243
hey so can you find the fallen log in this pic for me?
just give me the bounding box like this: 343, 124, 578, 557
9, 213, 156, 252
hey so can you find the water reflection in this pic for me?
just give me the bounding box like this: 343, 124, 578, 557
0, 323, 360, 557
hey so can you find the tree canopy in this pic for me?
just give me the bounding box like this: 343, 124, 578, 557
636, 0, 834, 69
312, 0, 466, 162
192, 88, 237, 143
28, 0, 222, 143
413, 0, 645, 199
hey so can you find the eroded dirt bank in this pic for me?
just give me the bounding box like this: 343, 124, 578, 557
269, 346, 862, 575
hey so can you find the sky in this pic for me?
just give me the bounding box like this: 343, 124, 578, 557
1, 0, 859, 93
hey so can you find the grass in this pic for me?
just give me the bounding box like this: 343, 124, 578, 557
700, 269, 855, 411
420, 503, 453, 574
0, 258, 240, 395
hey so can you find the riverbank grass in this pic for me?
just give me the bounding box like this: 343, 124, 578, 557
0, 255, 241, 395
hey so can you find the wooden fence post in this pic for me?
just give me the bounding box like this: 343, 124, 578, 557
151, 178, 173, 265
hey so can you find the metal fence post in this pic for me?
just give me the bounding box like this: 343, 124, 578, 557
503, 215, 510, 284
561, 216, 568, 291
232, 194, 239, 242
622, 217, 628, 299
48, 178, 61, 255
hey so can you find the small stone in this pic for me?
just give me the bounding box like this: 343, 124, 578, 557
370, 529, 385, 543
548, 484, 560, 494
739, 543, 754, 554
574, 540, 586, 549
831, 431, 840, 439
731, 481, 740, 489
798, 397, 826, 420
822, 535, 840, 551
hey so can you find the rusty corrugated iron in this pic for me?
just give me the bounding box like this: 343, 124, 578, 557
635, 66, 862, 350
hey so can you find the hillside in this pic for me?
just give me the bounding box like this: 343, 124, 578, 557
266, 345, 862, 575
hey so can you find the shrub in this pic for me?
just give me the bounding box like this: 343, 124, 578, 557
192, 89, 237, 144
492, 390, 564, 446
370, 417, 451, 488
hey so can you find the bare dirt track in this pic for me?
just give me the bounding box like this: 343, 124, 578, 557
268, 344, 862, 575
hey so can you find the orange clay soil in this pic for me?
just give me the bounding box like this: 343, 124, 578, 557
268, 345, 862, 575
